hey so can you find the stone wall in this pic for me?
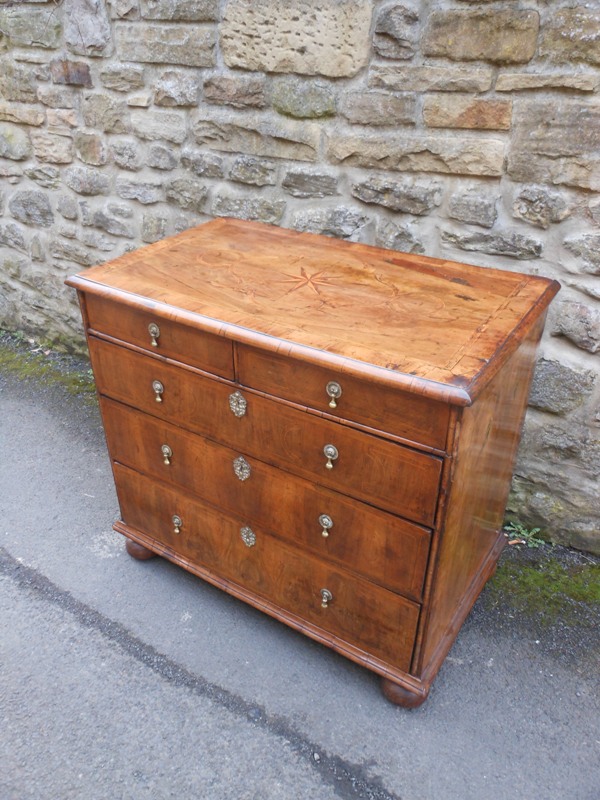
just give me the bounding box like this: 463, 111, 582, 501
0, 0, 598, 553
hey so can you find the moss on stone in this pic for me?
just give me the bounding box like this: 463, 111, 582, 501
487, 553, 600, 627
0, 330, 96, 401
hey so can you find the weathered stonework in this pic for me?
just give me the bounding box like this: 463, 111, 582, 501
328, 134, 505, 177
221, 0, 373, 78
423, 9, 539, 64
115, 23, 215, 67
0, 1, 597, 551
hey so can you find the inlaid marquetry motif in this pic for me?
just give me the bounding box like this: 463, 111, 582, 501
233, 455, 251, 481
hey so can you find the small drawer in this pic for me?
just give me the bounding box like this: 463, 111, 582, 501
101, 398, 431, 600
89, 337, 442, 526
85, 293, 234, 379
114, 463, 420, 672
237, 344, 450, 451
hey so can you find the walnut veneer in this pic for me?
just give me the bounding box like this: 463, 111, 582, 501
66, 218, 559, 707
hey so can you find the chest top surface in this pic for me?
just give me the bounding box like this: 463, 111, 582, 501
67, 218, 559, 405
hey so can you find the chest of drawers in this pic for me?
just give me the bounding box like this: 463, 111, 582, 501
67, 218, 559, 707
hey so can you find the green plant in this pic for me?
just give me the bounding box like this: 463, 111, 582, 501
504, 521, 546, 549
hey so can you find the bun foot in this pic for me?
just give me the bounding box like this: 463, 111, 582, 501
125, 539, 156, 561
381, 678, 428, 708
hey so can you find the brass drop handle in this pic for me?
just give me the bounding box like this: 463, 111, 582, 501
172, 514, 182, 534
323, 444, 338, 470
319, 514, 333, 538
148, 322, 160, 347
152, 379, 164, 403
326, 381, 342, 409
161, 444, 172, 465
320, 588, 333, 609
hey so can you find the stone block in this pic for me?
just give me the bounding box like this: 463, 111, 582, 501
142, 213, 168, 243
448, 192, 498, 229
328, 133, 505, 177
9, 190, 54, 227
540, 8, 600, 67
369, 65, 494, 93
82, 94, 130, 133
31, 132, 74, 164
292, 206, 371, 241
552, 301, 600, 353
229, 156, 276, 187
193, 115, 319, 162
111, 139, 144, 171
166, 178, 208, 213
0, 102, 45, 127
109, 0, 140, 19
64, 0, 113, 57
181, 147, 224, 178
423, 94, 511, 130
512, 187, 570, 230
74, 132, 108, 166
508, 100, 600, 191
154, 69, 200, 106
0, 63, 37, 102
57, 194, 79, 220
131, 109, 187, 143
0, 222, 27, 253
115, 22, 215, 66
127, 92, 152, 108
529, 358, 597, 415
496, 73, 599, 92
212, 194, 285, 225
147, 144, 178, 170
100, 64, 145, 92
351, 177, 441, 215
376, 219, 424, 254
51, 238, 99, 267
0, 7, 62, 49
271, 78, 336, 119
65, 166, 111, 196
25, 166, 61, 189
47, 109, 78, 132
140, 0, 218, 20
37, 86, 79, 110
203, 74, 266, 109
564, 234, 600, 276
281, 170, 338, 199
441, 229, 542, 260
339, 92, 416, 126
116, 178, 164, 204
30, 235, 45, 263
50, 59, 93, 87
0, 123, 31, 160
423, 9, 539, 64
373, 4, 418, 60
221, 0, 372, 78
81, 203, 135, 237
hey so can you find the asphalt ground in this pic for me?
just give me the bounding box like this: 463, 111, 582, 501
1, 338, 598, 800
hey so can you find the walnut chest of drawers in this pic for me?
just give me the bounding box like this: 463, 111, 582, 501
67, 218, 559, 707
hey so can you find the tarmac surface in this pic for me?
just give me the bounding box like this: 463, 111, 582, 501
1, 341, 599, 800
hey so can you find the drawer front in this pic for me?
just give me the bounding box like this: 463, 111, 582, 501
85, 293, 234, 379
90, 337, 442, 525
101, 397, 431, 600
114, 463, 420, 671
237, 344, 450, 451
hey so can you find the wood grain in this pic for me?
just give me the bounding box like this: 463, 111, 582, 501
100, 396, 432, 601
67, 218, 560, 405
89, 336, 443, 525
113, 462, 420, 672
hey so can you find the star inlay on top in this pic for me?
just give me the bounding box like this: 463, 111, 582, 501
278, 267, 336, 297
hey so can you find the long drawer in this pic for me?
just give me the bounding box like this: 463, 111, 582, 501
113, 463, 420, 671
89, 336, 442, 525
101, 397, 431, 600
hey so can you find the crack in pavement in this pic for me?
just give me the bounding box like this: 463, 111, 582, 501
0, 546, 401, 800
